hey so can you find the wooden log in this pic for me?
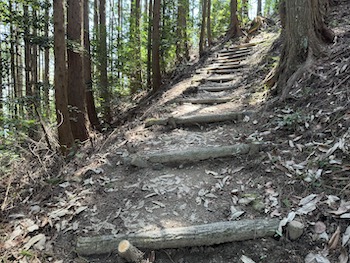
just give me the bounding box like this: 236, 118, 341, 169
218, 47, 252, 54
177, 97, 234, 104
118, 240, 145, 263
144, 111, 252, 128
217, 51, 252, 58
76, 219, 280, 256
128, 143, 259, 167
197, 85, 236, 92
208, 68, 245, 74
212, 57, 246, 64
205, 74, 238, 82
205, 64, 242, 70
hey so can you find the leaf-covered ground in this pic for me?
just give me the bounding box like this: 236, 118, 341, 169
1, 1, 350, 262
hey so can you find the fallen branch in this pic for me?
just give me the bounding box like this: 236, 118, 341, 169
145, 111, 252, 128
77, 219, 279, 256
126, 143, 259, 168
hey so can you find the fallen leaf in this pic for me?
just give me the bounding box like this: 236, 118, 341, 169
342, 225, 350, 246
23, 234, 46, 250
305, 253, 331, 263
339, 248, 349, 263
328, 226, 341, 250
240, 255, 256, 263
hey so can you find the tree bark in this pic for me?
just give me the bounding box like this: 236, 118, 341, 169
67, 0, 90, 141
152, 0, 161, 91
227, 0, 242, 38
276, 0, 334, 98
44, 1, 50, 118
53, 0, 74, 151
147, 0, 153, 89
99, 0, 112, 123
257, 0, 262, 16
77, 219, 279, 256
130, 0, 143, 93
207, 0, 212, 46
0, 45, 3, 120
176, 0, 189, 63
199, 0, 207, 57
84, 0, 101, 130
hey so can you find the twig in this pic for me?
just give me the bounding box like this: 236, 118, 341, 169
1, 175, 13, 211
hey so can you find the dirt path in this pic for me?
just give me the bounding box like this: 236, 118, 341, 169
2, 2, 350, 262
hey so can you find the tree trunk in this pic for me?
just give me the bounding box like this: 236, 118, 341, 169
257, 0, 262, 16
99, 0, 112, 123
53, 0, 74, 151
207, 0, 212, 46
147, 0, 153, 89
152, 0, 161, 91
276, 0, 334, 98
0, 45, 3, 121
130, 0, 143, 93
227, 0, 242, 38
44, 1, 50, 118
9, 1, 18, 118
199, 0, 207, 57
84, 0, 101, 130
67, 0, 90, 141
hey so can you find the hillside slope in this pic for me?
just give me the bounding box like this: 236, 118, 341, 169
1, 1, 349, 262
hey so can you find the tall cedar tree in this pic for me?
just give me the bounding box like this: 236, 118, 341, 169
129, 0, 142, 93
199, 0, 207, 57
227, 0, 242, 38
53, 0, 74, 150
99, 0, 112, 123
147, 0, 153, 88
257, 0, 262, 16
276, 0, 334, 98
152, 0, 161, 91
0, 46, 3, 121
67, 0, 90, 141
84, 0, 100, 130
207, 0, 212, 46
176, 0, 189, 63
44, 1, 50, 118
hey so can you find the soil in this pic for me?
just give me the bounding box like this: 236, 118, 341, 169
1, 1, 350, 262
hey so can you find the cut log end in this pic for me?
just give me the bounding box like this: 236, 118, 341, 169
118, 240, 145, 263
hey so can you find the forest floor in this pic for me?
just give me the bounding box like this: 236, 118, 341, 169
1, 1, 350, 262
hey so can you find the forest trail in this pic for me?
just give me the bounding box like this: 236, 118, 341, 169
3, 1, 350, 262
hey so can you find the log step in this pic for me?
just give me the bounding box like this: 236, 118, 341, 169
212, 57, 247, 63
127, 143, 259, 167
208, 68, 245, 74
177, 97, 234, 104
213, 52, 251, 60
205, 74, 239, 82
204, 63, 243, 70
145, 111, 252, 128
76, 219, 279, 256
216, 51, 252, 58
219, 47, 252, 54
198, 85, 236, 92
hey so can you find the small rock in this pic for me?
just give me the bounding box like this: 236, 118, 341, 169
287, 220, 304, 240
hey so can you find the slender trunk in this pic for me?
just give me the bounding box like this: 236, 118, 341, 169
152, 0, 161, 91
99, 0, 112, 123
9, 1, 18, 118
207, 0, 212, 46
84, 0, 101, 130
53, 0, 74, 151
199, 0, 207, 57
130, 0, 142, 93
0, 45, 3, 121
227, 0, 242, 38
257, 0, 262, 16
146, 0, 153, 89
44, 2, 50, 118
24, 4, 35, 128
67, 0, 90, 141
32, 10, 39, 111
